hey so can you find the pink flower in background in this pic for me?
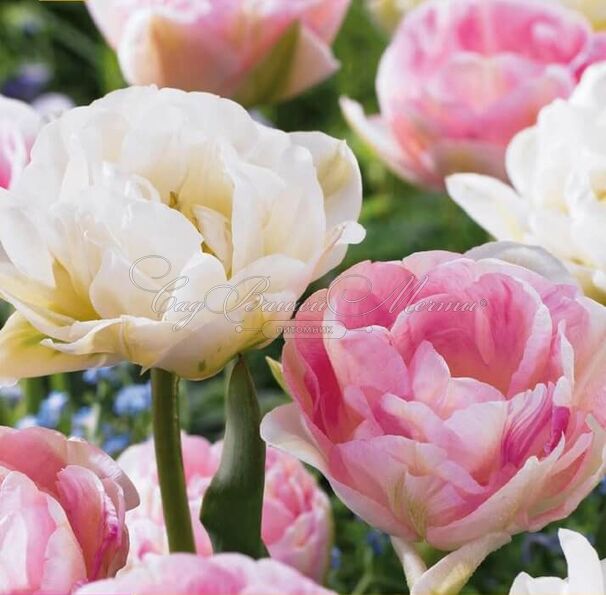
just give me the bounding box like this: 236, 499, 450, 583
86, 0, 351, 106
0, 95, 41, 189
262, 243, 606, 572
118, 434, 219, 564
118, 433, 332, 582
262, 447, 332, 582
0, 426, 138, 593
77, 553, 334, 595
342, 0, 606, 189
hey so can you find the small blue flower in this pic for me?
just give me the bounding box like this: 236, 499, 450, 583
366, 529, 388, 556
71, 406, 95, 438
0, 385, 22, 404
83, 366, 120, 385
37, 391, 68, 429
16, 415, 39, 429
1, 63, 50, 102
114, 383, 152, 417
521, 532, 561, 565
330, 547, 342, 571
102, 433, 131, 456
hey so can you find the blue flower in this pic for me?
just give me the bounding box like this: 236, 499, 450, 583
521, 532, 561, 565
102, 433, 131, 456
0, 385, 22, 404
16, 415, 39, 429
37, 391, 68, 428
330, 547, 342, 571
83, 366, 120, 385
114, 383, 152, 417
1, 63, 50, 102
365, 529, 388, 556
71, 406, 96, 438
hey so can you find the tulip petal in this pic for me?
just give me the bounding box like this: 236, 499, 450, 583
446, 174, 528, 241
340, 97, 433, 187
56, 466, 128, 580
559, 528, 604, 594
0, 312, 118, 385
277, 26, 339, 102
409, 532, 511, 595
261, 403, 329, 476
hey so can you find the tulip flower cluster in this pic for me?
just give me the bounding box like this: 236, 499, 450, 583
118, 434, 332, 582
345, 0, 606, 189
86, 0, 351, 106
449, 63, 606, 303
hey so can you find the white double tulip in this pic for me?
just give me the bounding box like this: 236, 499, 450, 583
0, 86, 364, 382
448, 63, 606, 302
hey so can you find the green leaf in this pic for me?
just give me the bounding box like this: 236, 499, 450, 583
234, 22, 300, 108
200, 355, 268, 558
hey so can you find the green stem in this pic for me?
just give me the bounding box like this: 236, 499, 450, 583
200, 355, 267, 558
151, 368, 195, 553
49, 373, 70, 394
21, 378, 45, 415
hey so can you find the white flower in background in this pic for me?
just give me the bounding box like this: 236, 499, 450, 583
510, 529, 606, 595
0, 86, 364, 382
448, 63, 606, 302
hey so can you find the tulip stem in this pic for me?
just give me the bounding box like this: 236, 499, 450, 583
21, 378, 45, 415
151, 368, 196, 553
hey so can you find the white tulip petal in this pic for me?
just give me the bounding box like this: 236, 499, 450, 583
559, 529, 604, 594
446, 174, 528, 241
0, 313, 119, 383
410, 532, 511, 595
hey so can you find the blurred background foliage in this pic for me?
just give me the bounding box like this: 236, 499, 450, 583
1, 1, 598, 593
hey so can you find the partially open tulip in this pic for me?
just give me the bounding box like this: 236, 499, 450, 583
510, 529, 606, 594
342, 0, 606, 189
0, 426, 138, 593
0, 86, 363, 383
86, 0, 351, 106
262, 243, 606, 593
118, 434, 332, 583
0, 95, 41, 189
77, 553, 334, 595
448, 63, 606, 304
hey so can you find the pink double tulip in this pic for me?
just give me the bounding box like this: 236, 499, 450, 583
86, 0, 351, 105
77, 553, 334, 595
0, 426, 138, 593
118, 433, 332, 582
342, 0, 606, 189
262, 243, 606, 591
0, 95, 41, 189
